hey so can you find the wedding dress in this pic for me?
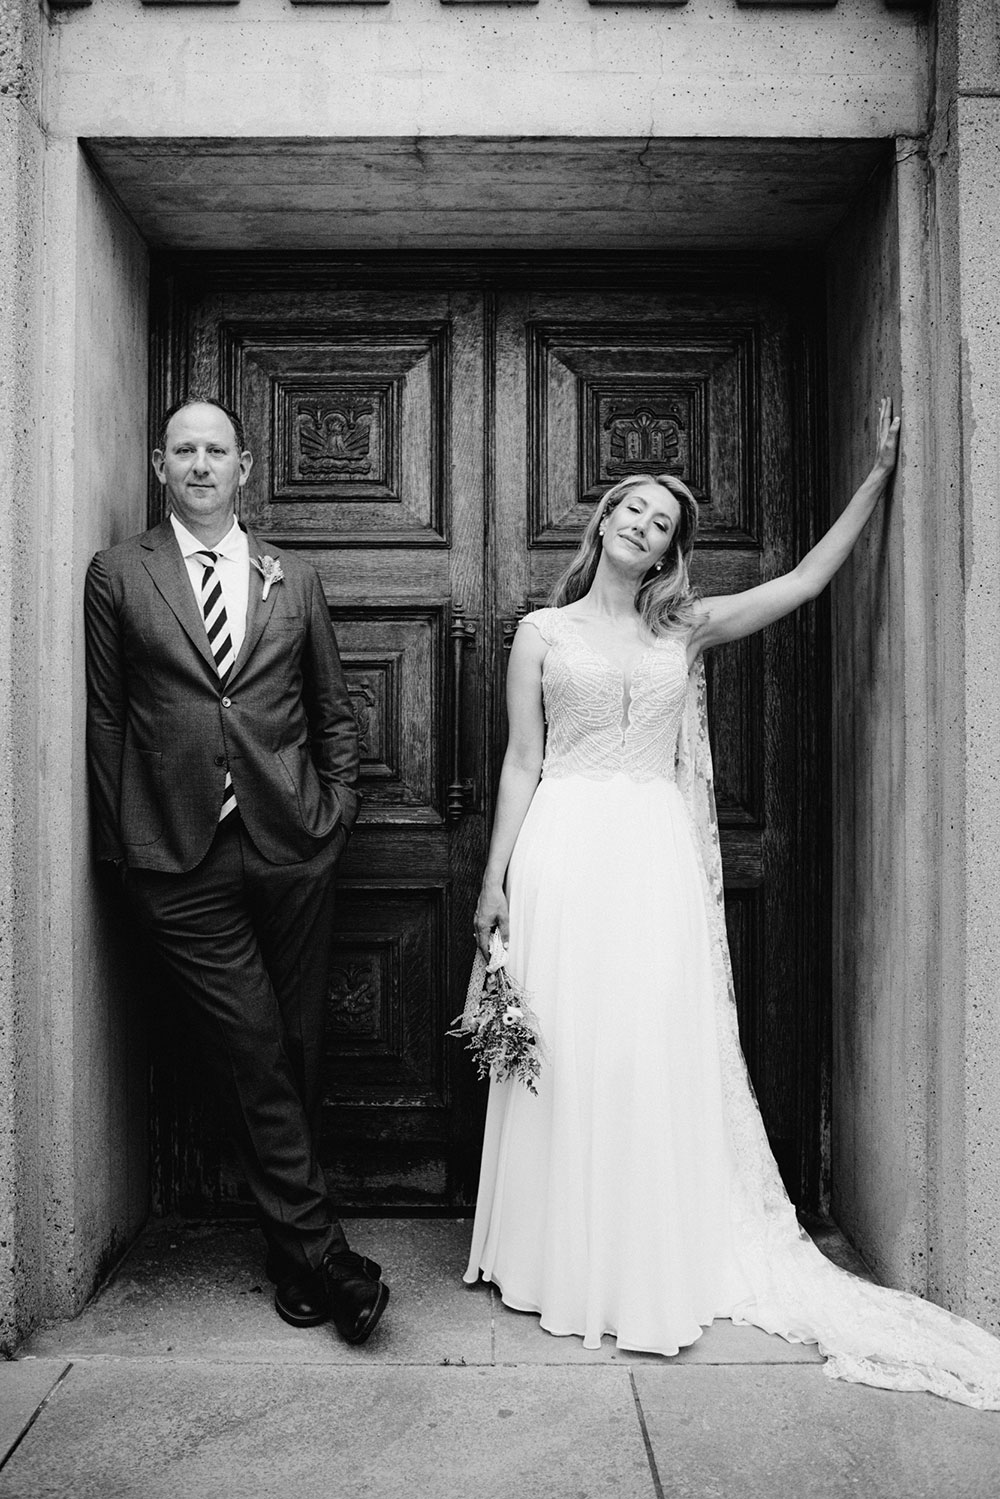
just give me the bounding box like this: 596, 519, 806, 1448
464, 606, 1000, 1410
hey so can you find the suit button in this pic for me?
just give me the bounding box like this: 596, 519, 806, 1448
221, 696, 232, 708
214, 755, 225, 767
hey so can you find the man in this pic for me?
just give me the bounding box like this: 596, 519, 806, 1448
84, 397, 388, 1344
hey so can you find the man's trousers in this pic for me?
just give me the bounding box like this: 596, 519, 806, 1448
125, 812, 348, 1279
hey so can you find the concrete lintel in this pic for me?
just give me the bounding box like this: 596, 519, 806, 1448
83, 135, 892, 252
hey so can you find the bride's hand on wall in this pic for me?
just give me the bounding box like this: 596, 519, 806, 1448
872, 395, 901, 479
689, 395, 901, 656
474, 881, 509, 956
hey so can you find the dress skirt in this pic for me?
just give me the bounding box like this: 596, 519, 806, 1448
464, 771, 755, 1354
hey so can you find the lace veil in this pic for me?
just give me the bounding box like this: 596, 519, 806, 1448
677, 657, 1000, 1410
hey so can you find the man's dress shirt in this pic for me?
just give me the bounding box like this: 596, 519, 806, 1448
170, 512, 250, 660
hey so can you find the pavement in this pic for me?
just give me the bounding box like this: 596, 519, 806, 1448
2, 1217, 999, 1498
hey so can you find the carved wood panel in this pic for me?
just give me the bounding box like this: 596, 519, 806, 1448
324, 883, 448, 1103
527, 321, 757, 548
330, 605, 448, 824
219, 319, 450, 547
321, 883, 452, 1205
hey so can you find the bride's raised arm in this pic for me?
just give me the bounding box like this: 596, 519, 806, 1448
688, 397, 901, 659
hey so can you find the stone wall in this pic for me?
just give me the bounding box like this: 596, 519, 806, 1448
37, 145, 150, 1324
826, 146, 935, 1294
46, 0, 926, 142
925, 0, 1000, 1330
0, 0, 46, 1356
0, 67, 150, 1342
826, 0, 1000, 1334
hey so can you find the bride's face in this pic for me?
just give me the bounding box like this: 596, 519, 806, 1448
603, 483, 681, 574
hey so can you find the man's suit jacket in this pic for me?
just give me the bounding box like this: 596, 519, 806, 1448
85, 517, 360, 873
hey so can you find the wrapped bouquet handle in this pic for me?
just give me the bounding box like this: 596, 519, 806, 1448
450, 931, 545, 1093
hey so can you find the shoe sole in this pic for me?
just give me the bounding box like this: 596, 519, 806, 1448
273, 1293, 331, 1330
344, 1281, 390, 1345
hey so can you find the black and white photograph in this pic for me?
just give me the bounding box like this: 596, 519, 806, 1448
2, 0, 1000, 1494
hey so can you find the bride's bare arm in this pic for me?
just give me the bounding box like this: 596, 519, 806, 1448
473, 622, 547, 955
688, 397, 901, 659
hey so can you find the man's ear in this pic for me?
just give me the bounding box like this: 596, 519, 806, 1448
238, 450, 254, 487
151, 450, 166, 484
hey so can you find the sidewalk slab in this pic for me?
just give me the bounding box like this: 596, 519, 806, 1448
0, 1362, 655, 1499
493, 1298, 823, 1366
22, 1219, 492, 1368
633, 1364, 1000, 1499
0, 1360, 69, 1467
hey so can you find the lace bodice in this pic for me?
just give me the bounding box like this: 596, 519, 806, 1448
523, 607, 690, 782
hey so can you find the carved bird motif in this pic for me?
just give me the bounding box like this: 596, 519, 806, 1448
297, 402, 374, 464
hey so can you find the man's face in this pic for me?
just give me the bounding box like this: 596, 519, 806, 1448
152, 403, 253, 533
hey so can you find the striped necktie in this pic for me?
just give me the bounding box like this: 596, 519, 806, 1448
196, 550, 238, 823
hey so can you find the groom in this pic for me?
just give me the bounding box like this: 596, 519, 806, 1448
84, 396, 389, 1344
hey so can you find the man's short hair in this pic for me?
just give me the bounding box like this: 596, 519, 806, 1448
156, 396, 247, 454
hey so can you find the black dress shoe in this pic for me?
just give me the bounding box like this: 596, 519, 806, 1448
273, 1273, 330, 1329
321, 1248, 390, 1345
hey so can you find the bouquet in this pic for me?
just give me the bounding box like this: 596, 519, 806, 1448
450, 931, 545, 1094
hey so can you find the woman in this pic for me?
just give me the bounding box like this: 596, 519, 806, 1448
464, 399, 1000, 1408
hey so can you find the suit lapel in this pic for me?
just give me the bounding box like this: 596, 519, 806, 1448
141, 520, 217, 675
228, 527, 279, 685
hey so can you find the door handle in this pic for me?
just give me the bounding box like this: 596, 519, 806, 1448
448, 603, 477, 820
500, 603, 529, 653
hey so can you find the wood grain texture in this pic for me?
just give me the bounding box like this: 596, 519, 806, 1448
150, 254, 827, 1210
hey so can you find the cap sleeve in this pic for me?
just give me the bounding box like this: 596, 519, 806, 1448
518, 607, 562, 646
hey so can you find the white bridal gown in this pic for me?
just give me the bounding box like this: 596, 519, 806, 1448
464, 607, 1000, 1409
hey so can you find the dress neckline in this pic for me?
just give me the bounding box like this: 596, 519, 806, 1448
553, 611, 671, 741
555, 611, 659, 681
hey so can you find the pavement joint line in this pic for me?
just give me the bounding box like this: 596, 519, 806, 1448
14, 1351, 831, 1368
9, 1354, 829, 1375
628, 1370, 666, 1499
0, 1361, 73, 1475
488, 1283, 497, 1363
16, 1357, 639, 1371
16, 1356, 500, 1370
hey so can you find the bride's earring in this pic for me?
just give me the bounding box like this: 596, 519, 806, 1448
654, 560, 664, 572
599, 521, 607, 536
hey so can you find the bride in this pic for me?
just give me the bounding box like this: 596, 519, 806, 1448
464, 399, 1000, 1409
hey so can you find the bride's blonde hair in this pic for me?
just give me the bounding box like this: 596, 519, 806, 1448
550, 474, 700, 637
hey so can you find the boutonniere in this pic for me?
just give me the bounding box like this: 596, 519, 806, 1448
250, 554, 284, 601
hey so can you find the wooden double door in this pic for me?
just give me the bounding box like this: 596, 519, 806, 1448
152, 255, 829, 1213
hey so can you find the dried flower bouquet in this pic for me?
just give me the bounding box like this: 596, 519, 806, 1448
451, 931, 544, 1094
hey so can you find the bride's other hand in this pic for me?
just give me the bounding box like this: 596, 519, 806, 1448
474, 882, 509, 956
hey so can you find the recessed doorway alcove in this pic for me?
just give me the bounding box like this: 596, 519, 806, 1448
78, 134, 911, 1277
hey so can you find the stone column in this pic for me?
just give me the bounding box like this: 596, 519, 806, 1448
0, 0, 45, 1355
926, 0, 1000, 1329
1, 1, 151, 1351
